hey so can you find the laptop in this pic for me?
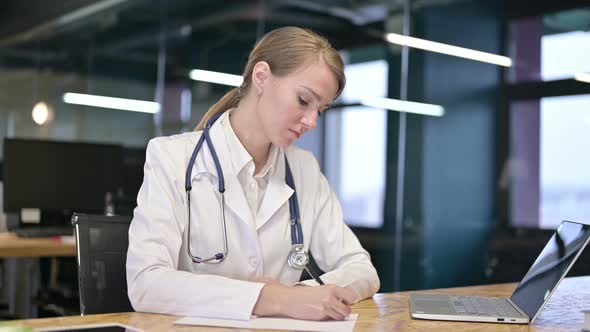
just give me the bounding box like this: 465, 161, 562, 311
410, 220, 590, 324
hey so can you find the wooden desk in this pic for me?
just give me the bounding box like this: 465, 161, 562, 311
7, 276, 590, 331
0, 232, 76, 257
0, 232, 76, 318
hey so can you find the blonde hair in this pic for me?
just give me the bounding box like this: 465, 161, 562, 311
195, 26, 345, 130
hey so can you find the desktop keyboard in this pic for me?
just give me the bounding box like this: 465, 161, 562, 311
15, 226, 74, 238
450, 296, 524, 317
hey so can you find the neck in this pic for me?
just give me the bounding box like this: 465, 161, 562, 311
230, 95, 271, 172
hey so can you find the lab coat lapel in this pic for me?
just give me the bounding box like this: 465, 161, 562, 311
201, 114, 254, 228
256, 152, 294, 230
222, 176, 253, 227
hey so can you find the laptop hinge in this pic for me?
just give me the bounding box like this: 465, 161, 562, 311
507, 298, 529, 321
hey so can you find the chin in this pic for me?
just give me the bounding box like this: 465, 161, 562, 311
274, 141, 292, 148
272, 136, 293, 148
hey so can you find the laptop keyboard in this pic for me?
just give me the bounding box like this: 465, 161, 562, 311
450, 296, 524, 317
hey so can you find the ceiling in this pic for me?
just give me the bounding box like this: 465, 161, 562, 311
0, 0, 588, 83
0, 0, 393, 82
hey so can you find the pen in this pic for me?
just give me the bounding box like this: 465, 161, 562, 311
305, 265, 351, 319
304, 265, 325, 285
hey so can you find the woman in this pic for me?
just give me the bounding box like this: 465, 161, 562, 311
126, 26, 380, 321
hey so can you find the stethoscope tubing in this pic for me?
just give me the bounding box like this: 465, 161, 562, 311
185, 111, 308, 271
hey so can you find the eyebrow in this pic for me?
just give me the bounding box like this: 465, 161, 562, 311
299, 85, 332, 108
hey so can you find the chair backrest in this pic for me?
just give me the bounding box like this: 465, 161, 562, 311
72, 213, 133, 315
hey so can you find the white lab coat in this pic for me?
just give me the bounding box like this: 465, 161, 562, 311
126, 111, 380, 320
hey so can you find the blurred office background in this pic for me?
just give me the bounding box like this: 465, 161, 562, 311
1, 0, 590, 319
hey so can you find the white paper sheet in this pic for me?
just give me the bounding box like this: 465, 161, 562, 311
175, 313, 358, 332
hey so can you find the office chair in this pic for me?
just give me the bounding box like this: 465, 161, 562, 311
72, 213, 134, 315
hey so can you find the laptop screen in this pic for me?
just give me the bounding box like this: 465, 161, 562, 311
510, 220, 590, 319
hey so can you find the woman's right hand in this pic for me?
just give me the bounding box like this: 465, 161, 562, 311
253, 283, 357, 321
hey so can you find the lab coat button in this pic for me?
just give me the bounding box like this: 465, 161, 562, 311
249, 256, 258, 268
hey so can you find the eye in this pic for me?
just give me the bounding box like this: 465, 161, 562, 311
298, 96, 309, 106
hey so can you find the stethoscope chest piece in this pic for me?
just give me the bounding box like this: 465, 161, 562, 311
287, 244, 309, 269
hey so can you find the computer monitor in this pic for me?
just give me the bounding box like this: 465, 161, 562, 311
117, 146, 146, 215
3, 138, 123, 216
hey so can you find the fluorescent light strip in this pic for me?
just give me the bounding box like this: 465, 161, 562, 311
574, 72, 590, 84
63, 93, 160, 114
189, 69, 243, 87
360, 97, 445, 117
385, 32, 512, 67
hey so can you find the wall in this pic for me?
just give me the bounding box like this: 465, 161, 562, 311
0, 68, 156, 158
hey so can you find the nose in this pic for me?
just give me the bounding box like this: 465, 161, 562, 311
301, 109, 318, 131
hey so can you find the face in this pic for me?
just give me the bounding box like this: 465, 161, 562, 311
255, 60, 339, 148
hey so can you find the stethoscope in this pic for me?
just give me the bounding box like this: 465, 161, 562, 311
184, 112, 315, 276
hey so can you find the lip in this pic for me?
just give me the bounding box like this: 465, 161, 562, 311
289, 129, 301, 139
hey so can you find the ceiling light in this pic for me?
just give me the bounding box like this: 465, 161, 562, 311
62, 93, 160, 113
360, 97, 445, 117
574, 72, 590, 83
384, 32, 512, 67
32, 101, 51, 125
189, 69, 243, 87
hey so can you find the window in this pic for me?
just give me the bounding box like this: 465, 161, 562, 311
324, 60, 388, 228
542, 31, 590, 81
507, 8, 590, 229
540, 94, 590, 228
295, 59, 388, 228
508, 8, 590, 83
509, 94, 590, 229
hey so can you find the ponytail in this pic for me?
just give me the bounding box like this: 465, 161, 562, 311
194, 87, 241, 131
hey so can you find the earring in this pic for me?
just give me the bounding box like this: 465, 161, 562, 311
258, 89, 262, 96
